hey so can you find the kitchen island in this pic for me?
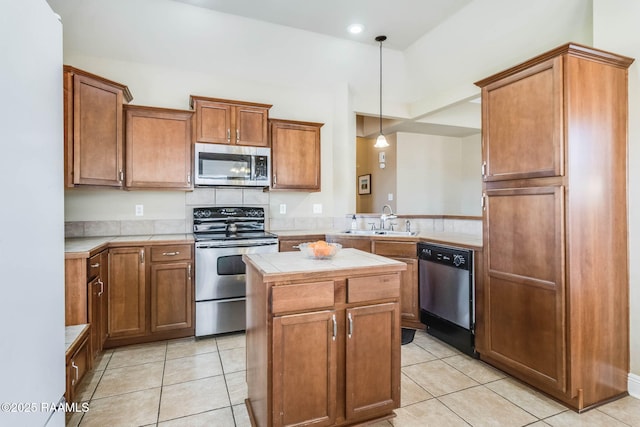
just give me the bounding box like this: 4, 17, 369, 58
243, 248, 406, 427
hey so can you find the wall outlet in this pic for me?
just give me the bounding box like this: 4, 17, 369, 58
279, 204, 286, 214
135, 204, 144, 216
313, 203, 322, 214
388, 193, 394, 201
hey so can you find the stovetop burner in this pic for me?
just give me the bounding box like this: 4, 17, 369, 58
193, 206, 275, 242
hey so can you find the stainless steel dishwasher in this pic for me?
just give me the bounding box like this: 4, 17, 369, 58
418, 242, 477, 357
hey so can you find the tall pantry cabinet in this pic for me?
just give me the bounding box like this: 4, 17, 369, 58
474, 43, 633, 411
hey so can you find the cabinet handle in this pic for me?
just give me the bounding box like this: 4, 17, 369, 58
188, 264, 192, 280
90, 263, 100, 268
162, 251, 180, 256
332, 314, 337, 341
71, 361, 79, 386
140, 249, 145, 264
97, 278, 104, 297
273, 174, 276, 185
292, 245, 300, 249
119, 170, 124, 182
348, 312, 353, 339
236, 128, 240, 143
227, 129, 231, 143
481, 161, 487, 178
187, 174, 191, 184
482, 194, 487, 210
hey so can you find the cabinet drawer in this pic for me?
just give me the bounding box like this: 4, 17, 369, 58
347, 274, 400, 303
150, 244, 192, 262
87, 253, 102, 280
272, 281, 334, 314
373, 241, 416, 258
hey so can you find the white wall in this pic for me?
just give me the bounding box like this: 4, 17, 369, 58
592, 0, 640, 395
396, 132, 481, 215
0, 1, 65, 425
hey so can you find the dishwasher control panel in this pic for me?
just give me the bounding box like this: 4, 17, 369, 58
417, 243, 472, 271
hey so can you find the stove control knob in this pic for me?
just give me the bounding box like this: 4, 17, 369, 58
453, 254, 465, 267
202, 209, 211, 218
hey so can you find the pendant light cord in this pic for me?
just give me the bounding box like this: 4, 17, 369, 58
379, 38, 383, 135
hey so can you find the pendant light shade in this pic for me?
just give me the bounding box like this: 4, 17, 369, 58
374, 35, 389, 148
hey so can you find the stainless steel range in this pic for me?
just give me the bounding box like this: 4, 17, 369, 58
193, 206, 278, 337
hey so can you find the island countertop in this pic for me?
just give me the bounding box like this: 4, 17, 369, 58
243, 248, 407, 282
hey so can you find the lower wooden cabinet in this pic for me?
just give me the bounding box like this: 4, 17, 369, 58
108, 247, 146, 339
65, 324, 91, 403
278, 235, 325, 252
372, 240, 421, 329
272, 310, 337, 427
325, 236, 372, 253
150, 261, 193, 333
106, 243, 194, 347
247, 266, 402, 427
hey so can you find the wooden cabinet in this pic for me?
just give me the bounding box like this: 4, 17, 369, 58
372, 240, 421, 329
108, 247, 146, 339
150, 245, 193, 333
272, 310, 337, 427
65, 324, 91, 403
245, 250, 403, 426
278, 235, 325, 252
270, 119, 323, 191
124, 105, 193, 190
325, 236, 371, 253
88, 251, 108, 359
65, 249, 108, 359
190, 95, 271, 147
475, 43, 633, 410
106, 243, 194, 348
63, 66, 132, 188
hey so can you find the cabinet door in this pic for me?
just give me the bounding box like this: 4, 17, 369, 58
108, 247, 146, 338
88, 277, 101, 360
483, 186, 566, 392
72, 74, 124, 187
99, 251, 109, 349
482, 57, 563, 181
397, 257, 419, 326
272, 310, 337, 427
271, 120, 322, 191
195, 101, 233, 144
125, 106, 193, 189
150, 261, 193, 333
345, 303, 400, 420
235, 105, 269, 146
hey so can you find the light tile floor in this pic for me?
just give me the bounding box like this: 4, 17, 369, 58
66, 329, 640, 427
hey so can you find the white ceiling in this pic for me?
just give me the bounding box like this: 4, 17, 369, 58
171, 0, 472, 50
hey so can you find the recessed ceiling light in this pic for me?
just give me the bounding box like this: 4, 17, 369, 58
347, 24, 364, 34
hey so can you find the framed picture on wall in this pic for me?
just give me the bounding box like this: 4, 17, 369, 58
358, 174, 371, 195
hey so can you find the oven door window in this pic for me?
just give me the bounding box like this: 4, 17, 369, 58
217, 255, 246, 276
199, 152, 251, 181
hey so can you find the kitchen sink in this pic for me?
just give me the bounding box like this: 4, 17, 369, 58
342, 230, 417, 236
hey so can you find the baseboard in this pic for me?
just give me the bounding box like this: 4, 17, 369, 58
629, 373, 640, 399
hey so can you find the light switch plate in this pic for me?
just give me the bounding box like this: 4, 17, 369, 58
279, 204, 286, 214
135, 204, 144, 216
313, 203, 322, 214
388, 193, 394, 201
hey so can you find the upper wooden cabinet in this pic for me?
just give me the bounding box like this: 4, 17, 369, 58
475, 43, 634, 411
124, 105, 193, 190
270, 119, 323, 191
64, 66, 132, 188
478, 57, 563, 181
190, 95, 271, 147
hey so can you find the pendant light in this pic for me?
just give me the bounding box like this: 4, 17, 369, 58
374, 35, 389, 148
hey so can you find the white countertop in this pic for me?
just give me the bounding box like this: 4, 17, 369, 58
244, 248, 406, 279
65, 234, 194, 257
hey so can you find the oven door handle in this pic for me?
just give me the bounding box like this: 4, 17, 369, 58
196, 241, 278, 249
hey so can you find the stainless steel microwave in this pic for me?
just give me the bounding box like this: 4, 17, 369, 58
194, 143, 271, 187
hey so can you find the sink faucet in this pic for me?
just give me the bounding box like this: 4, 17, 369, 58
380, 205, 397, 230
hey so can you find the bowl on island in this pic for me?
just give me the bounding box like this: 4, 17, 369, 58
298, 241, 342, 259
